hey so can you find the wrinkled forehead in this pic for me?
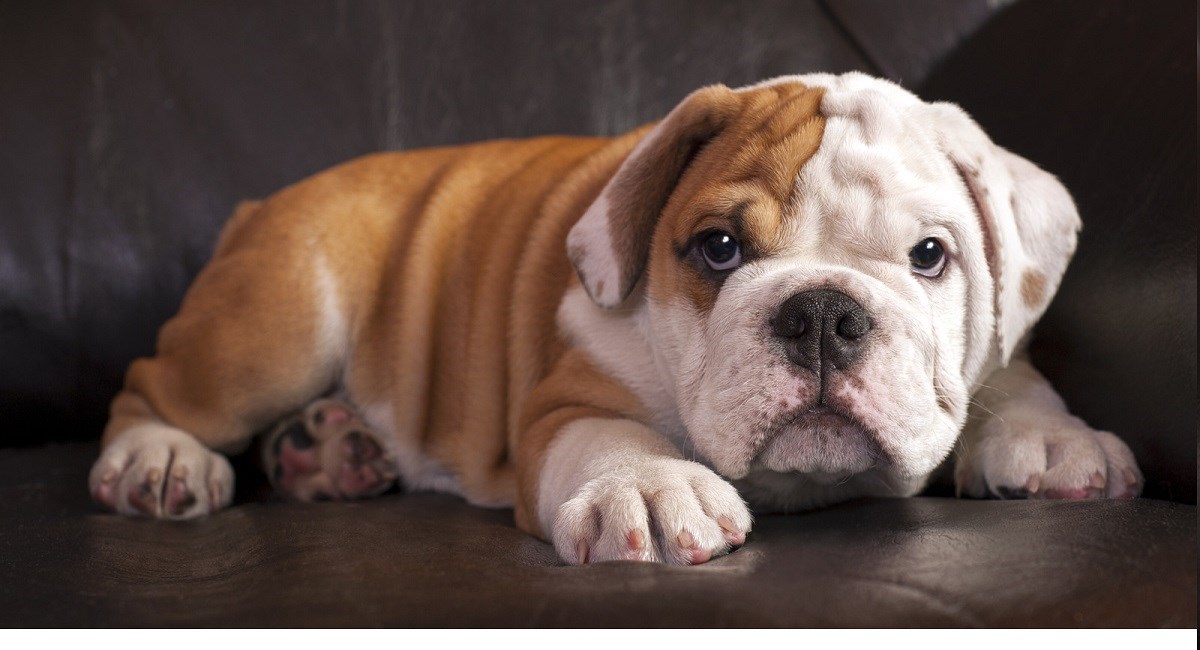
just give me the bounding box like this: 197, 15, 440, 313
681, 74, 969, 258
783, 74, 966, 247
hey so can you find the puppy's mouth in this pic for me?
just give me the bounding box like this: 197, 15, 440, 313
752, 404, 886, 480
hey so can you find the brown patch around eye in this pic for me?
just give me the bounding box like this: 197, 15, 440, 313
679, 268, 722, 314
1020, 269, 1046, 308
648, 81, 828, 315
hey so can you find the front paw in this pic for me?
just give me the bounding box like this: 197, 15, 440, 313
552, 459, 752, 566
956, 415, 1143, 500
89, 424, 235, 519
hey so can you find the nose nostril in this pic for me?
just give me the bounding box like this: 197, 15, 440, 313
774, 289, 871, 369
836, 312, 870, 340
771, 314, 806, 339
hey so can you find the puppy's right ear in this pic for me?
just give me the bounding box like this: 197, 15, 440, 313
928, 102, 1081, 365
567, 85, 741, 308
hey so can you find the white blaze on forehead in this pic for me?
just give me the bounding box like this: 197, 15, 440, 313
736, 74, 973, 268
778, 74, 997, 387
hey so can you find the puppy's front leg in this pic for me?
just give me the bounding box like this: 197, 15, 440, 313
955, 356, 1143, 500
538, 418, 752, 565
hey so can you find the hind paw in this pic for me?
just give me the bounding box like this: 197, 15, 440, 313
262, 399, 398, 501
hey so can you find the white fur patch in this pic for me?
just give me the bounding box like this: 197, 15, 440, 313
566, 194, 626, 307
955, 359, 1143, 500
314, 255, 349, 365
539, 417, 752, 565
89, 423, 234, 519
556, 286, 683, 440
358, 400, 462, 497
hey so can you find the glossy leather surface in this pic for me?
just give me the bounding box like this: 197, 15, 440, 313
0, 443, 1194, 627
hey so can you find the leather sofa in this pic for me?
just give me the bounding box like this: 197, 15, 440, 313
0, 0, 1194, 626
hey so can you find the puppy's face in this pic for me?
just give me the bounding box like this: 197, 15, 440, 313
569, 73, 1079, 487
644, 78, 983, 483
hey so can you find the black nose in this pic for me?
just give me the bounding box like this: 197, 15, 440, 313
771, 289, 872, 372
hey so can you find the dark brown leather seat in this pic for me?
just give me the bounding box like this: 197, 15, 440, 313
0, 0, 1194, 627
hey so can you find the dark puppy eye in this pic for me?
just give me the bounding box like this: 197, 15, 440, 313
700, 231, 741, 271
909, 238, 946, 278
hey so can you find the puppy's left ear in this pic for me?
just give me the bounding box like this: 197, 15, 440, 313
567, 85, 742, 307
929, 102, 1081, 365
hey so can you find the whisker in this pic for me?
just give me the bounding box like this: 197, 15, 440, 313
965, 398, 1004, 424
972, 382, 1011, 398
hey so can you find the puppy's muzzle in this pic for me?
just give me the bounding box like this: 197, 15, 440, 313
770, 289, 872, 373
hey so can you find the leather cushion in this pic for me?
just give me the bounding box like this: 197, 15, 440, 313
0, 442, 1193, 627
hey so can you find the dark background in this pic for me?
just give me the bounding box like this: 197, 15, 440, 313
0, 0, 1194, 502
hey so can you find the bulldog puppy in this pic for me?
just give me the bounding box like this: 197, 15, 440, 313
89, 72, 1143, 565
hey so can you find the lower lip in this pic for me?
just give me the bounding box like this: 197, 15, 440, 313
754, 410, 879, 477
790, 407, 852, 429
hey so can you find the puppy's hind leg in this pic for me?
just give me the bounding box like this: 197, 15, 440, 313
91, 200, 353, 519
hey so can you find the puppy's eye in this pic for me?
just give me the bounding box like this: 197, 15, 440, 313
700, 232, 742, 271
909, 238, 946, 278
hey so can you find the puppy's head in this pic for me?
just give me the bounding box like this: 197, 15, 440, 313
567, 73, 1079, 485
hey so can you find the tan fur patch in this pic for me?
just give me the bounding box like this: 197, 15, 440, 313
1020, 269, 1046, 308
648, 82, 827, 314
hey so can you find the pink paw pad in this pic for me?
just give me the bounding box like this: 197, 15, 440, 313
92, 470, 119, 508
263, 400, 397, 502
127, 469, 163, 515
164, 467, 197, 516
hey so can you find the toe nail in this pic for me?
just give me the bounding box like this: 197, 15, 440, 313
1025, 474, 1041, 494
146, 468, 163, 483
677, 530, 695, 549
100, 469, 118, 483
1122, 467, 1138, 487
1089, 471, 1106, 489
716, 516, 736, 533
576, 540, 589, 565
172, 465, 188, 479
